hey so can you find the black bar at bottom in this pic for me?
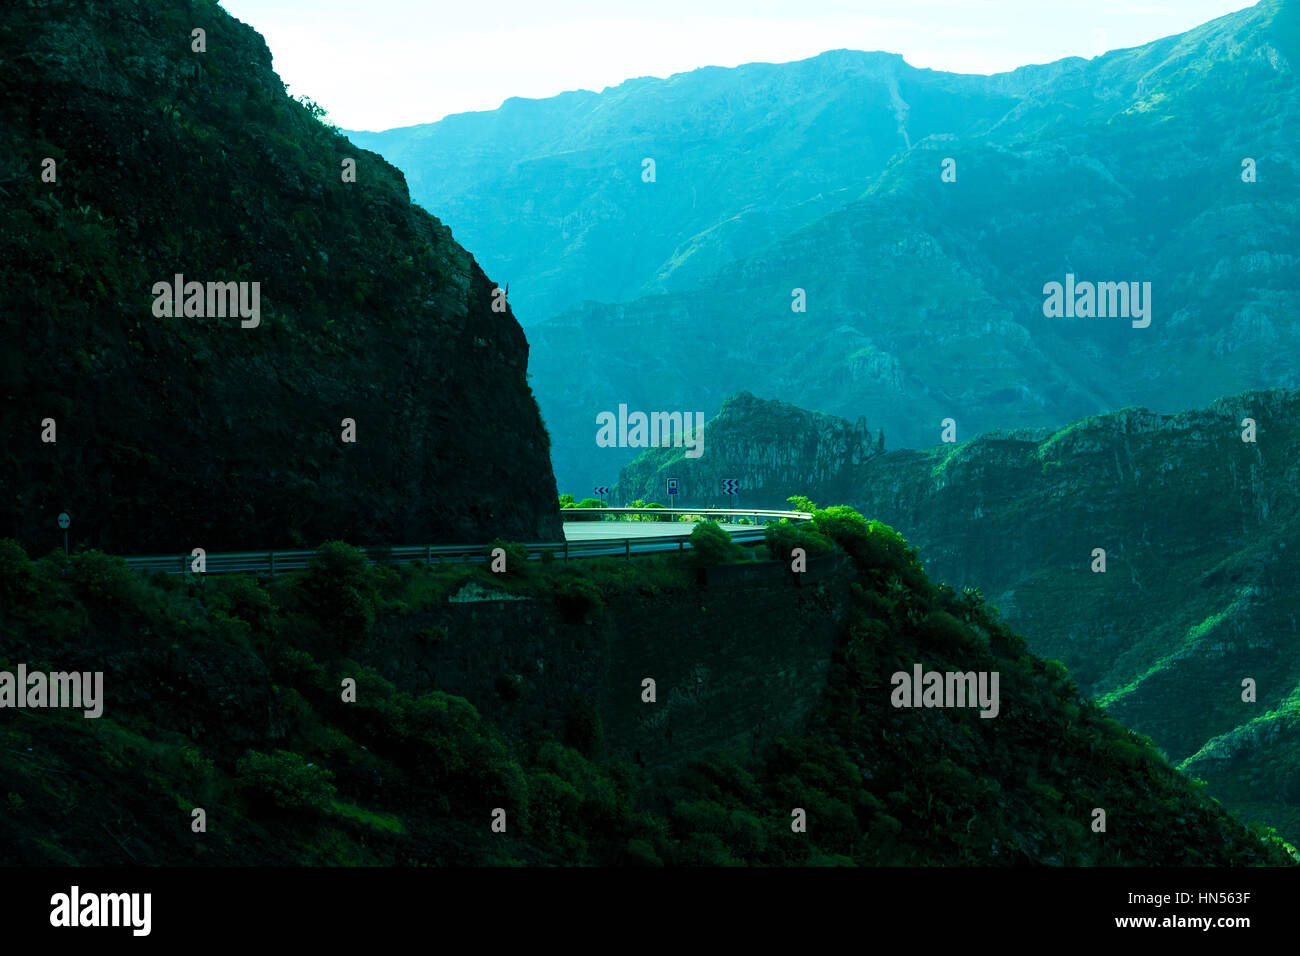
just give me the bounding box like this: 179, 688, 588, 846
1, 866, 1295, 943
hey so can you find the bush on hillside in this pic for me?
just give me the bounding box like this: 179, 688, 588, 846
689, 520, 745, 566
297, 541, 377, 651
236, 749, 337, 814
764, 519, 835, 563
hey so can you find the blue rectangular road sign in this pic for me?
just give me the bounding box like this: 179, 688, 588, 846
666, 478, 679, 496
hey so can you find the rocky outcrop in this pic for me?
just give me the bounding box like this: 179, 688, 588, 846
613, 391, 884, 506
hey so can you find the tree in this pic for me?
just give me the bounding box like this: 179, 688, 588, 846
688, 520, 744, 566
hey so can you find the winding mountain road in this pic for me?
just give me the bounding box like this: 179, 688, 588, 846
120, 508, 812, 575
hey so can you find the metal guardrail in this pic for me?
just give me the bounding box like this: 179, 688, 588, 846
560, 507, 812, 521
122, 508, 813, 576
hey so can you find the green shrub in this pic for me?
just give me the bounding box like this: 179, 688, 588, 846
211, 575, 276, 634
397, 692, 528, 815
812, 508, 932, 599
485, 538, 529, 575
0, 539, 38, 607
918, 610, 970, 655
688, 520, 744, 566
306, 539, 371, 580
235, 749, 337, 813
810, 505, 872, 553
68, 550, 142, 609
764, 519, 835, 562
298, 541, 377, 650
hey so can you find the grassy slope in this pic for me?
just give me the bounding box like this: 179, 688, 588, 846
1, 510, 1292, 866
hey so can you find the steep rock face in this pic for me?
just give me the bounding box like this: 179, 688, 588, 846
848, 387, 1300, 751
824, 389, 1300, 775
0, 0, 561, 552
613, 391, 883, 505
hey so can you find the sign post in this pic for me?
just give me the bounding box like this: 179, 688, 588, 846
721, 478, 739, 522
57, 512, 70, 555
666, 477, 679, 520
594, 485, 610, 508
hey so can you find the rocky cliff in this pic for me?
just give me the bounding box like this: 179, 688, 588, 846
0, 0, 561, 552
612, 391, 884, 505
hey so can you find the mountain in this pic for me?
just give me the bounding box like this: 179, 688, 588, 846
351, 0, 1299, 497
2, 0, 1294, 872
852, 387, 1300, 846
0, 0, 561, 553
346, 50, 1017, 325
2, 515, 1292, 865
613, 390, 884, 506
621, 386, 1300, 844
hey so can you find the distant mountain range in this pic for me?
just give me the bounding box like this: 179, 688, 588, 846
350, 0, 1299, 497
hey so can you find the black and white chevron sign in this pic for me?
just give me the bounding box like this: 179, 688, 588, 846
721, 478, 740, 495
594, 486, 611, 497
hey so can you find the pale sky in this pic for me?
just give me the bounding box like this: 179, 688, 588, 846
217, 0, 1257, 131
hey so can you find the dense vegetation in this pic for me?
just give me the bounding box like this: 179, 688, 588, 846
621, 385, 1300, 849
2, 503, 1292, 865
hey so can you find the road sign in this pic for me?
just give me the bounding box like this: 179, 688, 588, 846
57, 512, 70, 529
666, 478, 679, 497
721, 478, 740, 495
593, 486, 610, 497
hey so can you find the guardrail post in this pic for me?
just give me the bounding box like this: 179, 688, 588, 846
426, 545, 431, 566
625, 539, 631, 560
269, 552, 276, 576
564, 540, 569, 563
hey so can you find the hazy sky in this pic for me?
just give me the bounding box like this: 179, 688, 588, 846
217, 0, 1254, 131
